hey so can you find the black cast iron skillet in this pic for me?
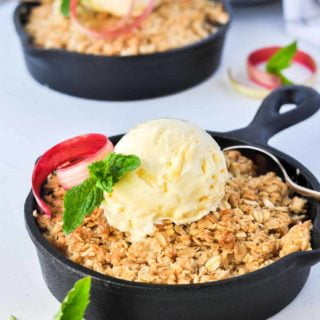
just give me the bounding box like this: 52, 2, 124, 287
25, 85, 320, 320
14, 1, 231, 101
230, 0, 279, 6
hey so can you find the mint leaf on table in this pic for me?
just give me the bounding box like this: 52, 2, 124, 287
63, 178, 103, 234
276, 73, 294, 85
266, 41, 297, 71
54, 277, 91, 320
266, 41, 297, 85
63, 153, 140, 234
61, 0, 70, 16
9, 316, 17, 320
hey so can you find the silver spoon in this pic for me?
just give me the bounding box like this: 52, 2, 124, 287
223, 145, 320, 201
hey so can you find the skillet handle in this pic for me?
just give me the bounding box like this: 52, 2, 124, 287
226, 85, 320, 146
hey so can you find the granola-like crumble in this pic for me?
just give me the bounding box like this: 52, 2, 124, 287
37, 151, 311, 284
25, 0, 229, 56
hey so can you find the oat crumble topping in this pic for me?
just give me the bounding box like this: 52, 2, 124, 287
25, 0, 229, 56
37, 151, 312, 284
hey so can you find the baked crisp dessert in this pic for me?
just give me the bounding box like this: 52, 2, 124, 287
36, 150, 311, 284
26, 0, 229, 56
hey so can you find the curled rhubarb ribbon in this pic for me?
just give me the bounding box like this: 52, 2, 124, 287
32, 134, 113, 216
228, 69, 271, 100
229, 46, 317, 99
247, 46, 317, 89
70, 0, 155, 39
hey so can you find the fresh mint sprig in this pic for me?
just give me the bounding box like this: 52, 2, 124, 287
63, 178, 103, 235
266, 41, 297, 85
61, 0, 70, 16
89, 153, 141, 193
54, 277, 91, 320
63, 153, 140, 234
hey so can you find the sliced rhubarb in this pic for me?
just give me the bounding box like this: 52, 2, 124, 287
70, 0, 155, 39
247, 46, 317, 90
32, 133, 113, 216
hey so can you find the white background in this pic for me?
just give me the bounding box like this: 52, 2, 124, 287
0, 1, 320, 319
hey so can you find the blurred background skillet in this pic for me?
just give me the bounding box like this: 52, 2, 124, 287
230, 0, 279, 6
14, 0, 231, 101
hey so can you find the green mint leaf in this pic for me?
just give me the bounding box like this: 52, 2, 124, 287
276, 72, 294, 85
9, 316, 17, 320
61, 0, 70, 16
63, 178, 103, 234
54, 277, 91, 320
89, 153, 141, 193
266, 41, 297, 85
108, 153, 141, 183
63, 153, 140, 234
88, 160, 108, 181
96, 176, 114, 193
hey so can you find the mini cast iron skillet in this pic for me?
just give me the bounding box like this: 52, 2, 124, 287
231, 0, 279, 6
14, 1, 231, 101
25, 85, 320, 320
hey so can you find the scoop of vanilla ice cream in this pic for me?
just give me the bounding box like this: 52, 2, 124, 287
85, 0, 157, 17
101, 119, 228, 242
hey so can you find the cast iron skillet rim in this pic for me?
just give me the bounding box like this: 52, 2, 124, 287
25, 131, 320, 292
14, 0, 232, 61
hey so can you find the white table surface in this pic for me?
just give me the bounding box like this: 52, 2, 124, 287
1, 1, 320, 319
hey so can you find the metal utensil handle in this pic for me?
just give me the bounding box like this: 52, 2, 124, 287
289, 179, 320, 201
224, 145, 320, 201
226, 85, 320, 146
